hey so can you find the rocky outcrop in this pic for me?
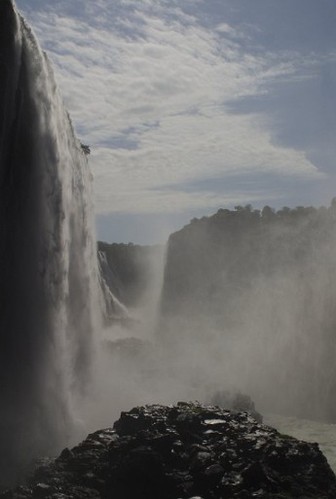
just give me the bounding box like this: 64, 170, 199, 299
2, 402, 336, 498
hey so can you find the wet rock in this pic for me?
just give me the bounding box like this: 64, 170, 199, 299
2, 402, 336, 498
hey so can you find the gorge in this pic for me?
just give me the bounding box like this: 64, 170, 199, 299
1, 0, 336, 496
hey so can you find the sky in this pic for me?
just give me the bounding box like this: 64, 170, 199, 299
16, 0, 336, 244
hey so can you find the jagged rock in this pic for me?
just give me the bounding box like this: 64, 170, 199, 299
2, 402, 336, 498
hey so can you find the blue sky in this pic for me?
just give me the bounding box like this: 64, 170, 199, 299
16, 0, 336, 243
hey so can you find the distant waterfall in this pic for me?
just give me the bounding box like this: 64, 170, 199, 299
98, 250, 130, 320
0, 0, 100, 484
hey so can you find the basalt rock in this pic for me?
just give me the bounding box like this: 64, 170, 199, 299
2, 402, 336, 498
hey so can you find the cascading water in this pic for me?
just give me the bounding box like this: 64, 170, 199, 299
98, 250, 130, 321
0, 0, 101, 485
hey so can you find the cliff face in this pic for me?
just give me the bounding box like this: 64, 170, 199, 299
161, 205, 336, 318
159, 205, 336, 421
3, 402, 336, 498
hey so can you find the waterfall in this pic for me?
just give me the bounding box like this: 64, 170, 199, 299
98, 250, 130, 321
0, 0, 100, 484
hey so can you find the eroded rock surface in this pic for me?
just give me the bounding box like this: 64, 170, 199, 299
2, 402, 336, 498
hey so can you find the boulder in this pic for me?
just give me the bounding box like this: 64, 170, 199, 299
2, 402, 336, 498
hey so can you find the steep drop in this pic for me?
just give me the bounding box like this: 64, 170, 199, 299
0, 0, 100, 485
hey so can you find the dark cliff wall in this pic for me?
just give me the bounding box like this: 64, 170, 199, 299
159, 202, 336, 421
161, 204, 336, 318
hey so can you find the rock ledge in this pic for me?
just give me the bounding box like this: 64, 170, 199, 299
2, 402, 336, 498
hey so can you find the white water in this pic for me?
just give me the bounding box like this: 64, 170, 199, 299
2, 0, 336, 490
0, 0, 101, 484
265, 414, 336, 474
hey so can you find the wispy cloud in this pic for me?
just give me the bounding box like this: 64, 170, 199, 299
19, 0, 328, 215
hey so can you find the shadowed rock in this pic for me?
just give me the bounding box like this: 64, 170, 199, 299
2, 402, 336, 498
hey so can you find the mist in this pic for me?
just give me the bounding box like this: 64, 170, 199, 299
158, 204, 336, 421
0, 0, 101, 486
2, 0, 336, 491
85, 204, 336, 438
